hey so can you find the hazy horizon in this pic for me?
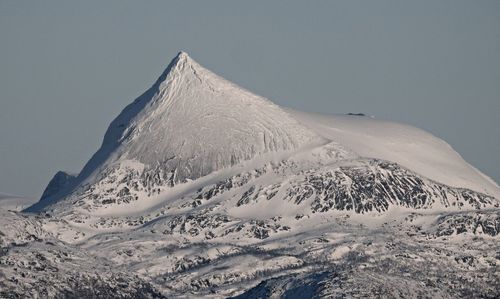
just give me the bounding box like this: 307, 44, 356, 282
1, 0, 499, 198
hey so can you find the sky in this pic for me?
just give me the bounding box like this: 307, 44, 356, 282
0, 0, 499, 198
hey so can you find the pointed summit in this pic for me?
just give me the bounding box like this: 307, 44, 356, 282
176, 51, 190, 60
29, 52, 324, 211
153, 51, 192, 84
102, 51, 323, 176
168, 51, 191, 69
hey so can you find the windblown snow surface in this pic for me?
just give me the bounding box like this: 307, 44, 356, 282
2, 52, 499, 298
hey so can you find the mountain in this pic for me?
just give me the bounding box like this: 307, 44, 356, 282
26, 52, 499, 215
27, 52, 322, 213
8, 52, 500, 298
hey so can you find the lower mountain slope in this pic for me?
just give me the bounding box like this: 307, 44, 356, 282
0, 210, 165, 299
18, 140, 499, 298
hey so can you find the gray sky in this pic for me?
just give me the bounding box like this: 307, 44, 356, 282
1, 0, 499, 198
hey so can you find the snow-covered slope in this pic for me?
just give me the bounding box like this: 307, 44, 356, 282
288, 110, 500, 199
16, 52, 500, 298
0, 210, 165, 298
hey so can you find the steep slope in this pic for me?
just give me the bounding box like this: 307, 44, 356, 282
39, 171, 77, 202
27, 52, 323, 212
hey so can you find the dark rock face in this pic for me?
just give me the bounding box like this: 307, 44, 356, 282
189, 159, 496, 217
233, 240, 500, 299
233, 265, 500, 299
39, 154, 497, 216
40, 171, 77, 202
0, 272, 166, 299
435, 210, 500, 237
285, 160, 496, 214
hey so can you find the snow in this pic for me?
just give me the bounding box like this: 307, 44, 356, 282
81, 51, 321, 189
287, 109, 500, 199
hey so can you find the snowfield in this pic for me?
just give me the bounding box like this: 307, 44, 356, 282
2, 52, 499, 298
288, 109, 500, 199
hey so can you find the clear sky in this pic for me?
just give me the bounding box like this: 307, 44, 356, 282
1, 0, 499, 198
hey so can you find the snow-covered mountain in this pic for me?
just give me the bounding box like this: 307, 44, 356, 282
3, 52, 498, 298
27, 52, 322, 213
26, 52, 499, 215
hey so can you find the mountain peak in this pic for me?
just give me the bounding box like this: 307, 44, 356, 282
110, 51, 324, 177
29, 52, 324, 211
176, 50, 190, 60
155, 51, 194, 84
171, 51, 192, 69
